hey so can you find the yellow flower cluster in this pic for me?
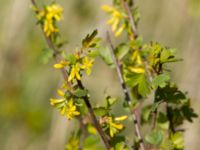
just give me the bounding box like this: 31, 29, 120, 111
50, 89, 80, 120
102, 5, 126, 37
54, 56, 94, 82
129, 50, 145, 74
106, 115, 128, 137
68, 63, 81, 81
36, 3, 63, 37
81, 57, 94, 76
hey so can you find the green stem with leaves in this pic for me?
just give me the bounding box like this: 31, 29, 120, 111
107, 33, 145, 150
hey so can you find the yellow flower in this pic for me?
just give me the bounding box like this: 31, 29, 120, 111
102, 5, 125, 37
50, 98, 65, 106
43, 19, 58, 37
46, 4, 63, 21
54, 60, 69, 69
81, 57, 94, 75
101, 5, 114, 13
68, 64, 81, 81
115, 23, 126, 37
129, 66, 145, 74
50, 98, 80, 120
57, 89, 65, 97
132, 50, 142, 65
66, 99, 80, 120
39, 4, 63, 37
115, 115, 128, 121
106, 116, 127, 137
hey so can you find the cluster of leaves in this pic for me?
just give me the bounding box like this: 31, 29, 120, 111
32, 0, 198, 150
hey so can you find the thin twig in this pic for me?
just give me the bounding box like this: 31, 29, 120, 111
77, 80, 110, 149
107, 33, 145, 150
121, 0, 138, 39
31, 0, 110, 149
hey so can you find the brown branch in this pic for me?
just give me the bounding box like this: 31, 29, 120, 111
77, 80, 110, 149
107, 32, 145, 150
121, 0, 138, 39
31, 0, 110, 149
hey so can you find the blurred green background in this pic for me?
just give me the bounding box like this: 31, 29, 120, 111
0, 0, 200, 149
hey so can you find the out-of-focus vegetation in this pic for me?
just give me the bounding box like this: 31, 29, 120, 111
0, 0, 199, 150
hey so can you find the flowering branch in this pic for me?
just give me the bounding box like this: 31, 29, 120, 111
107, 32, 145, 150
31, 0, 110, 149
31, 0, 198, 149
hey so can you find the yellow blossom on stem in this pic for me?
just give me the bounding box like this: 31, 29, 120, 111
114, 115, 128, 121
50, 98, 65, 106
132, 50, 142, 65
54, 60, 69, 69
129, 66, 145, 74
115, 23, 126, 37
46, 4, 63, 21
81, 57, 94, 75
57, 89, 65, 97
102, 5, 125, 37
36, 3, 63, 37
66, 99, 80, 120
43, 19, 58, 37
68, 63, 81, 81
106, 116, 127, 137
50, 97, 80, 120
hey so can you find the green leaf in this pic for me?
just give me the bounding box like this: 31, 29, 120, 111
160, 48, 178, 63
110, 136, 125, 147
152, 74, 170, 88
76, 98, 87, 114
115, 142, 128, 150
115, 43, 130, 60
82, 29, 98, 48
105, 96, 117, 108
181, 104, 198, 122
98, 46, 114, 67
83, 135, 104, 150
126, 73, 151, 97
157, 112, 169, 130
93, 107, 109, 116
155, 84, 186, 103
40, 48, 54, 64
88, 49, 100, 58
145, 131, 163, 146
74, 88, 88, 98
141, 105, 151, 123
66, 54, 77, 65
126, 73, 143, 87
138, 75, 151, 97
